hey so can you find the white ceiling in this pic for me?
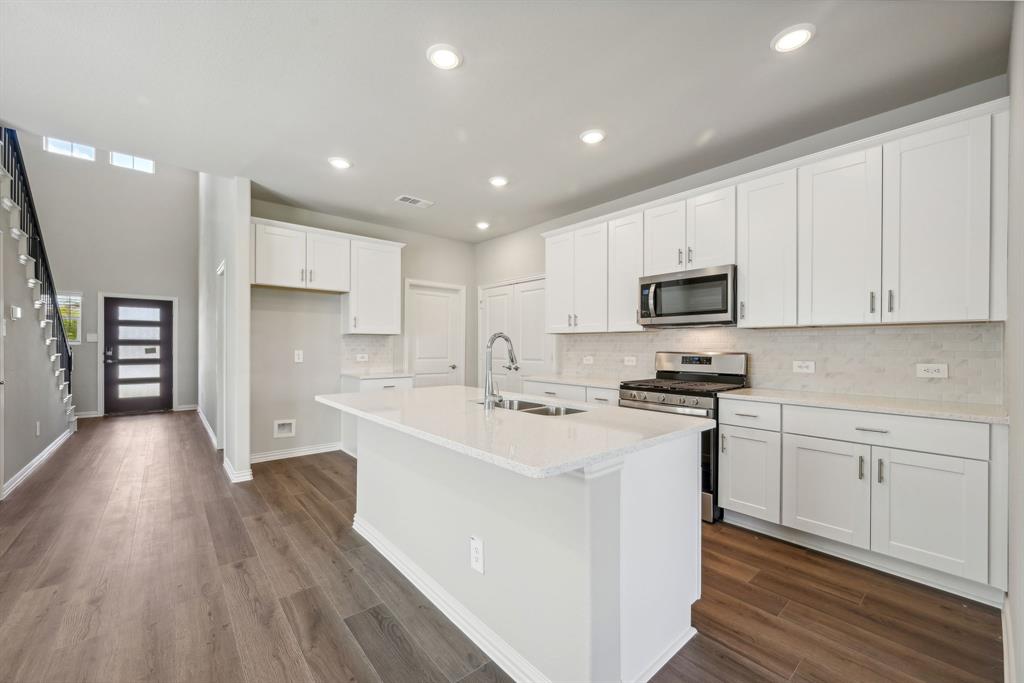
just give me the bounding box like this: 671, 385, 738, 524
0, 1, 1012, 243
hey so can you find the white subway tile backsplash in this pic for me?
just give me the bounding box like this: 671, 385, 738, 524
555, 323, 1003, 405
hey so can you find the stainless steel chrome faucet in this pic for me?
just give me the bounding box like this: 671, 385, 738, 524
483, 332, 519, 408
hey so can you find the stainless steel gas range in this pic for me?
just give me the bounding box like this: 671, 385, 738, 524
619, 352, 748, 523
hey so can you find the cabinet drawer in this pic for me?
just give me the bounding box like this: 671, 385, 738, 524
586, 387, 620, 405
360, 377, 413, 392
784, 404, 989, 461
522, 381, 587, 402
719, 399, 781, 431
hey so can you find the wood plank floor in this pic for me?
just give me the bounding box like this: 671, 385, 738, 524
0, 412, 1002, 682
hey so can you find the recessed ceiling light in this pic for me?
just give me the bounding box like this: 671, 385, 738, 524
328, 157, 352, 170
476, 221, 490, 230
771, 23, 815, 53
427, 44, 462, 70
488, 176, 508, 188
579, 129, 606, 145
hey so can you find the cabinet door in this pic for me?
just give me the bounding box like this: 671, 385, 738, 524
797, 148, 882, 326
348, 241, 402, 334
607, 213, 644, 331
686, 186, 735, 270
544, 232, 575, 333
882, 116, 991, 323
254, 223, 307, 288
782, 434, 871, 548
643, 201, 686, 276
737, 170, 797, 327
512, 279, 554, 391
871, 448, 988, 582
720, 425, 781, 523
306, 231, 351, 292
572, 223, 608, 332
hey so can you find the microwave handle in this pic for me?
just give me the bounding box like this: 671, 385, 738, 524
647, 283, 656, 316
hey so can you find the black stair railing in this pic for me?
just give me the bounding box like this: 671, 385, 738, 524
1, 127, 73, 391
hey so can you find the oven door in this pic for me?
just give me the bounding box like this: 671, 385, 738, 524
639, 265, 736, 327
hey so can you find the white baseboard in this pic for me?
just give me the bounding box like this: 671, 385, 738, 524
632, 626, 697, 683
1005, 595, 1017, 683
222, 456, 253, 483
74, 410, 101, 419
250, 442, 342, 464
1, 428, 72, 499
354, 515, 551, 683
725, 511, 1005, 607
174, 404, 198, 411
197, 407, 219, 450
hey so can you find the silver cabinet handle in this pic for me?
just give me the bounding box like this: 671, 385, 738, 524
878, 459, 884, 484
567, 313, 572, 327
720, 434, 726, 454
855, 426, 890, 434
382, 385, 396, 389
734, 412, 759, 418
573, 313, 578, 327
677, 248, 683, 265
300, 268, 305, 282
309, 269, 314, 282
543, 391, 557, 396
869, 291, 876, 314
858, 455, 865, 480
739, 301, 746, 320
353, 316, 358, 328
592, 397, 609, 402
887, 290, 894, 313
687, 246, 694, 264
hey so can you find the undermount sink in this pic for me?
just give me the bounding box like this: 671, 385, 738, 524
478, 398, 586, 416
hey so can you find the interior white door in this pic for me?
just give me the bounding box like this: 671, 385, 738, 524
349, 241, 402, 334
511, 280, 553, 392
737, 169, 797, 327
871, 447, 988, 582
720, 425, 781, 523
572, 222, 608, 332
797, 147, 882, 326
407, 284, 464, 387
782, 434, 871, 549
544, 232, 574, 332
643, 201, 686, 276
882, 115, 991, 323
480, 284, 515, 389
255, 223, 307, 288
607, 213, 644, 332
306, 231, 351, 293
685, 186, 736, 270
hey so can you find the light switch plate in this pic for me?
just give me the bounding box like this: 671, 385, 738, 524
294, 349, 304, 363
356, 354, 369, 362
916, 363, 948, 379
582, 355, 594, 365
623, 356, 637, 366
793, 360, 816, 374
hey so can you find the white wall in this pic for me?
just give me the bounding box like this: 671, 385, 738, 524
18, 131, 199, 415
1004, 4, 1023, 681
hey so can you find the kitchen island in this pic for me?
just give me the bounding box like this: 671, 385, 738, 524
314, 385, 714, 683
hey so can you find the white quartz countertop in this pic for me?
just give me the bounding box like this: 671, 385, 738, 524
722, 388, 1008, 425
315, 385, 714, 478
521, 374, 627, 390
340, 369, 414, 380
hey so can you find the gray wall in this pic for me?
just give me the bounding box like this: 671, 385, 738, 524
249, 200, 478, 456
2, 223, 68, 486
1004, 4, 1023, 681
19, 132, 199, 415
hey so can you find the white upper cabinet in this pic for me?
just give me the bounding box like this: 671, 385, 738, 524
643, 201, 685, 276
737, 169, 797, 328
607, 213, 644, 331
544, 231, 575, 333
571, 223, 609, 333
306, 231, 351, 293
345, 240, 402, 334
881, 116, 992, 323
798, 147, 883, 326
685, 186, 736, 270
255, 223, 307, 289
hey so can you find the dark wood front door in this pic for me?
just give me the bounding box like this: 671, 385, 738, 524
103, 297, 173, 414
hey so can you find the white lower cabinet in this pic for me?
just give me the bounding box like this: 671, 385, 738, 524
782, 434, 871, 549
719, 425, 780, 523
521, 380, 586, 402
871, 447, 988, 582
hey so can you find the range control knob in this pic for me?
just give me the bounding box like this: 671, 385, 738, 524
629, 391, 638, 400
689, 398, 700, 407
639, 392, 648, 401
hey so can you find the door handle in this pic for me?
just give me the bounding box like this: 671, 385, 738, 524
449, 363, 457, 370
858, 455, 864, 480
877, 459, 885, 484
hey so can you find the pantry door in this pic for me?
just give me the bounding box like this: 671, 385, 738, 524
103, 297, 173, 414
405, 281, 465, 387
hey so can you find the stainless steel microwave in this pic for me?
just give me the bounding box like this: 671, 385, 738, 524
639, 265, 737, 327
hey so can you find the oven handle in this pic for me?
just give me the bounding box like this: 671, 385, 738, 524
618, 399, 712, 418
647, 283, 656, 316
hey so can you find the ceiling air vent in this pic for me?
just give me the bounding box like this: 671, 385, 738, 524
394, 194, 435, 208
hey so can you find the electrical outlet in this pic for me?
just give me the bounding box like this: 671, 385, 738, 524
582, 355, 594, 365
36, 421, 41, 437
469, 536, 484, 574
356, 353, 369, 362
793, 360, 816, 374
916, 363, 949, 379
294, 349, 304, 363
623, 356, 637, 366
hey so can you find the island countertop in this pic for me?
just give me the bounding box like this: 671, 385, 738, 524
315, 385, 714, 478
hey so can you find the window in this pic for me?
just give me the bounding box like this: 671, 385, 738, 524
56, 292, 82, 345
110, 151, 155, 174
43, 137, 95, 161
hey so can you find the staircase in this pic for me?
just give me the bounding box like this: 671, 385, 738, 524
1, 127, 76, 430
